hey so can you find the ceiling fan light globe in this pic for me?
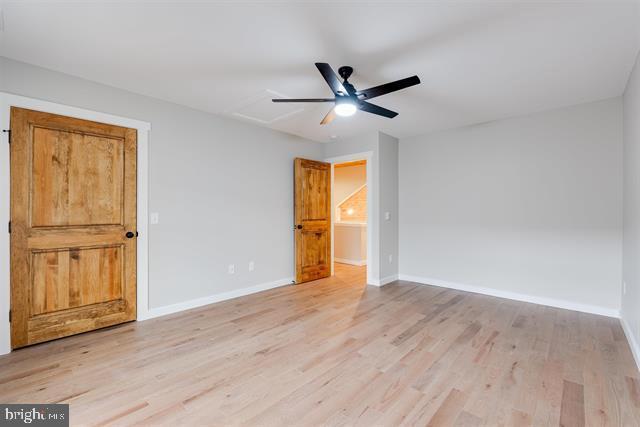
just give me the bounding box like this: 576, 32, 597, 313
334, 103, 357, 117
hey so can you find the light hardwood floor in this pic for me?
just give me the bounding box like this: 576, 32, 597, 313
1, 263, 639, 426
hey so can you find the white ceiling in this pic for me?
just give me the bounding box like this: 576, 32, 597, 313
1, 1, 639, 142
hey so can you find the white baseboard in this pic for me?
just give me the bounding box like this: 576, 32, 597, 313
621, 315, 640, 372
335, 257, 367, 266
397, 274, 620, 318
369, 274, 399, 287
139, 277, 294, 321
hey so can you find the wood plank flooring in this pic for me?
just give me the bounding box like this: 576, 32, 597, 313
0, 263, 639, 426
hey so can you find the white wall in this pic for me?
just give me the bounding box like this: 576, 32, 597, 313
622, 50, 640, 367
0, 57, 324, 309
378, 132, 399, 281
334, 224, 366, 265
399, 98, 623, 315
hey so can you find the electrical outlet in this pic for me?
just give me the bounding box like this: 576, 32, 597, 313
388, 254, 393, 264
249, 261, 255, 272
150, 212, 159, 224
385, 212, 391, 221
623, 281, 627, 295
228, 264, 235, 274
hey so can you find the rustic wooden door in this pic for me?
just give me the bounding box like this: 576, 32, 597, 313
10, 107, 137, 348
294, 158, 331, 283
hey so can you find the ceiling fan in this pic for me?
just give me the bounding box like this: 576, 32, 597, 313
272, 63, 421, 125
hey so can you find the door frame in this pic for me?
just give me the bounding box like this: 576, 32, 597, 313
325, 151, 375, 286
0, 92, 151, 355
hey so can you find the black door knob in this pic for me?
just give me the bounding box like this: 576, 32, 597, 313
126, 231, 136, 238
296, 225, 303, 229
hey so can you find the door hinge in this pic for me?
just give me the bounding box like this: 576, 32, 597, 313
2, 129, 10, 144
8, 310, 11, 323
7, 221, 10, 234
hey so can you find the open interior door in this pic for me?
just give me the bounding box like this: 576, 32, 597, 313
294, 158, 331, 283
10, 107, 137, 348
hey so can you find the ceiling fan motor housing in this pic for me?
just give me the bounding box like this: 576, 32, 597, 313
338, 66, 354, 81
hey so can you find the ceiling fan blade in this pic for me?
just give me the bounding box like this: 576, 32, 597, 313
272, 98, 334, 103
320, 107, 337, 125
315, 63, 348, 96
358, 101, 398, 118
356, 75, 420, 100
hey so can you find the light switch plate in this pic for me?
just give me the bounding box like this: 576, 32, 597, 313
150, 212, 159, 224
388, 254, 393, 263
228, 264, 235, 274
249, 261, 255, 272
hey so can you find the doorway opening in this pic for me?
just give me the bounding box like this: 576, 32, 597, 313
332, 159, 367, 276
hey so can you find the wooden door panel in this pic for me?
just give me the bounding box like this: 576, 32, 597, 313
31, 127, 124, 227
294, 158, 331, 283
301, 167, 329, 221
10, 107, 137, 349
31, 246, 123, 316
301, 231, 328, 268
299, 230, 329, 281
